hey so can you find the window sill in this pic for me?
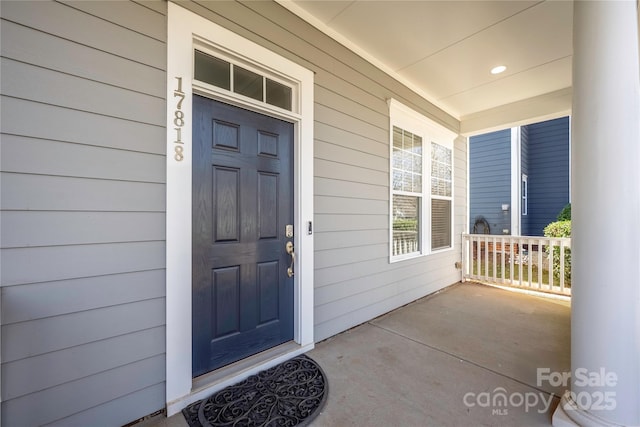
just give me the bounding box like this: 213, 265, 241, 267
390, 251, 424, 263
389, 246, 454, 263
430, 246, 454, 254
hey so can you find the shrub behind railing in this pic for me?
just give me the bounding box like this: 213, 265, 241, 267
544, 220, 571, 285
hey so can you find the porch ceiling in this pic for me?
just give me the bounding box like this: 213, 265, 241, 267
281, 0, 573, 133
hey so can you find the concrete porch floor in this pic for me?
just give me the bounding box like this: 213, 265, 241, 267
144, 282, 570, 427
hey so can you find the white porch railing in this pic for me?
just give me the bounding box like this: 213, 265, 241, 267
462, 233, 571, 296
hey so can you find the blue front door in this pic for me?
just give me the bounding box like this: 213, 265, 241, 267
192, 95, 294, 377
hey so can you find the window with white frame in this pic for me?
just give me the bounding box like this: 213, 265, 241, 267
431, 142, 453, 250
392, 126, 422, 257
389, 99, 455, 261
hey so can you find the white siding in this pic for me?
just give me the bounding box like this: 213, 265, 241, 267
0, 1, 167, 425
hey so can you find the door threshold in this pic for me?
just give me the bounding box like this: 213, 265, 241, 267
193, 341, 301, 389
167, 341, 314, 416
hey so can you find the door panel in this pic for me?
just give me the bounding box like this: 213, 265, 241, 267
192, 95, 294, 377
213, 167, 239, 242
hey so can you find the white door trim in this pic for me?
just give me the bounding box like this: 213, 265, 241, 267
166, 2, 314, 415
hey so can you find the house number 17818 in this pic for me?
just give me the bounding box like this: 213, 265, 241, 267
173, 76, 185, 162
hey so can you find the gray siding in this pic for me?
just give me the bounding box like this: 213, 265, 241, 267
1, 0, 466, 424
469, 130, 512, 235
174, 1, 464, 341
0, 1, 167, 425
525, 117, 570, 236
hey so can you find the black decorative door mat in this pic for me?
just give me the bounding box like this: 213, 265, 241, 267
182, 354, 328, 427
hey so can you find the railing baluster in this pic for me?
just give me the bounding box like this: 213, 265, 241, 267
462, 235, 467, 281
476, 236, 480, 280
471, 236, 474, 279
467, 235, 472, 280
518, 237, 523, 287
471, 236, 478, 279
470, 237, 474, 278
560, 240, 565, 293
528, 240, 533, 289
509, 237, 514, 284
492, 236, 497, 283
484, 235, 489, 282
548, 239, 554, 291
500, 236, 507, 284
476, 235, 480, 279
476, 236, 481, 279
537, 239, 543, 289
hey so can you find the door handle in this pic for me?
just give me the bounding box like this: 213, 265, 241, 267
286, 241, 295, 277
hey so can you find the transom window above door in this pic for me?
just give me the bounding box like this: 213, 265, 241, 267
194, 50, 292, 111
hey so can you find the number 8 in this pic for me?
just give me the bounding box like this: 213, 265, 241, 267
174, 110, 184, 127
174, 145, 184, 161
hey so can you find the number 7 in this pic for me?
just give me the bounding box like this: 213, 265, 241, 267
174, 91, 185, 109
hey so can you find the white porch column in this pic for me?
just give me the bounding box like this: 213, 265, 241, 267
553, 1, 640, 426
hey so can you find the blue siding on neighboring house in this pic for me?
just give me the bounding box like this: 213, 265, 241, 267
469, 129, 512, 235
520, 126, 530, 234
470, 117, 569, 237
525, 117, 570, 236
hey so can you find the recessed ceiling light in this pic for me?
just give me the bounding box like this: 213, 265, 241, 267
491, 65, 507, 75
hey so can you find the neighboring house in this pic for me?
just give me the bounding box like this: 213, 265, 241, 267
469, 117, 570, 236
0, 2, 464, 425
